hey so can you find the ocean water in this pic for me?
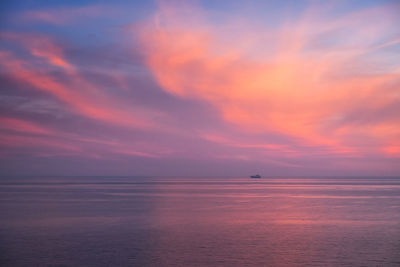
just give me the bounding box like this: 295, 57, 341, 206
0, 176, 399, 266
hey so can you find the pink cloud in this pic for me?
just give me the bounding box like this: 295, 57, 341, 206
138, 2, 400, 159
0, 134, 80, 152
0, 34, 157, 130
0, 117, 53, 135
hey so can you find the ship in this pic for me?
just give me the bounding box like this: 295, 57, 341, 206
250, 174, 261, 178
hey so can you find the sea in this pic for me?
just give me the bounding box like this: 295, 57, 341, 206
1, 176, 399, 266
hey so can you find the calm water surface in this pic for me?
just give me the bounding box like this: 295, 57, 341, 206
1, 176, 400, 266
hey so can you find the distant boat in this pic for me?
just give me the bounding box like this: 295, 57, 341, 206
250, 174, 261, 178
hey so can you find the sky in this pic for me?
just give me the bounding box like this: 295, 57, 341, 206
0, 0, 399, 176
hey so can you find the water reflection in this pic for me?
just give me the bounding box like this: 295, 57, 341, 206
1, 177, 399, 266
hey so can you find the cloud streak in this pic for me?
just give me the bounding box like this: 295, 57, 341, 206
0, 33, 157, 129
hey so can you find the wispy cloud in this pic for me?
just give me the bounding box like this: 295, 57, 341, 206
0, 33, 158, 129
139, 1, 400, 158
19, 4, 114, 25
0, 1, 399, 175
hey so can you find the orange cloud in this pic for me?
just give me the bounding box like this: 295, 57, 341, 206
139, 2, 400, 157
382, 146, 400, 157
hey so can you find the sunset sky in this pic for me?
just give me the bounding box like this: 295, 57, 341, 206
0, 0, 399, 176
